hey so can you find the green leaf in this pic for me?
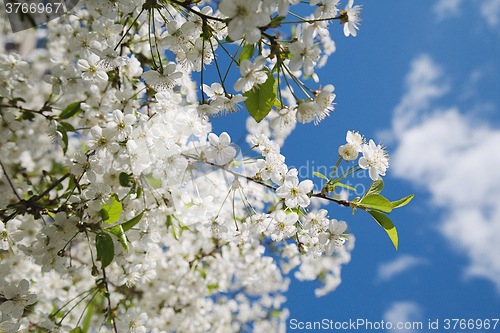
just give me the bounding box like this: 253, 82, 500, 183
70, 328, 82, 333
167, 215, 187, 240
243, 70, 277, 123
273, 98, 282, 109
96, 233, 114, 268
238, 44, 255, 63
269, 15, 286, 28
391, 194, 414, 209
365, 178, 384, 196
99, 209, 109, 221
145, 174, 161, 188
119, 172, 132, 187
105, 224, 129, 252
359, 194, 393, 213
367, 210, 398, 250
101, 195, 122, 224
59, 101, 83, 119
56, 125, 69, 155
120, 211, 144, 232
82, 304, 93, 333
334, 182, 356, 191
313, 172, 328, 181
59, 121, 76, 132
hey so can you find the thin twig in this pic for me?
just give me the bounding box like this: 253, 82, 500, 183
0, 159, 22, 201
102, 268, 119, 333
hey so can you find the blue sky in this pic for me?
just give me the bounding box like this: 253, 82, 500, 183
212, 0, 500, 331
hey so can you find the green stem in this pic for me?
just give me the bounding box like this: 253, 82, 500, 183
328, 157, 343, 182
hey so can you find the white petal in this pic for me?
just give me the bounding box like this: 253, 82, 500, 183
18, 279, 29, 293
369, 167, 379, 181
219, 132, 231, 146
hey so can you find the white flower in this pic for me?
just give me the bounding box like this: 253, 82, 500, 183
0, 279, 37, 318
77, 54, 108, 83
205, 132, 237, 165
233, 56, 268, 92
0, 219, 23, 250
117, 307, 148, 333
127, 139, 151, 176
270, 107, 297, 129
296, 100, 320, 124
0, 263, 11, 288
110, 109, 135, 141
256, 152, 287, 184
0, 312, 20, 332
141, 64, 183, 91
338, 130, 364, 161
302, 209, 329, 235
314, 0, 340, 20
68, 30, 101, 59
276, 168, 314, 208
203, 82, 225, 102
319, 219, 347, 255
82, 183, 112, 211
219, 0, 270, 43
186, 38, 214, 71
203, 218, 229, 239
359, 139, 389, 180
343, 0, 362, 37
159, 21, 196, 52
289, 25, 321, 76
93, 47, 128, 71
85, 123, 120, 153
269, 211, 298, 241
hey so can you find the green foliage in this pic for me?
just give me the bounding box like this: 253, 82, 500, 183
238, 44, 255, 63
167, 215, 188, 240
359, 194, 393, 213
82, 303, 93, 333
119, 172, 132, 187
120, 211, 145, 232
96, 233, 114, 268
103, 211, 144, 252
244, 70, 277, 123
100, 195, 123, 224
57, 125, 69, 155
367, 210, 398, 250
269, 15, 286, 28
59, 101, 83, 119
332, 182, 356, 191
313, 171, 328, 180
391, 194, 414, 208
365, 178, 384, 196
358, 179, 413, 249
105, 224, 129, 252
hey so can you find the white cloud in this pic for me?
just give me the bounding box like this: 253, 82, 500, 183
383, 301, 423, 332
433, 0, 500, 28
481, 0, 500, 26
392, 54, 448, 137
377, 255, 428, 282
391, 54, 500, 291
433, 0, 464, 21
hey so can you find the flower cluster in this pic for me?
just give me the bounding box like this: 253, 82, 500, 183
0, 0, 407, 331
338, 130, 390, 180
